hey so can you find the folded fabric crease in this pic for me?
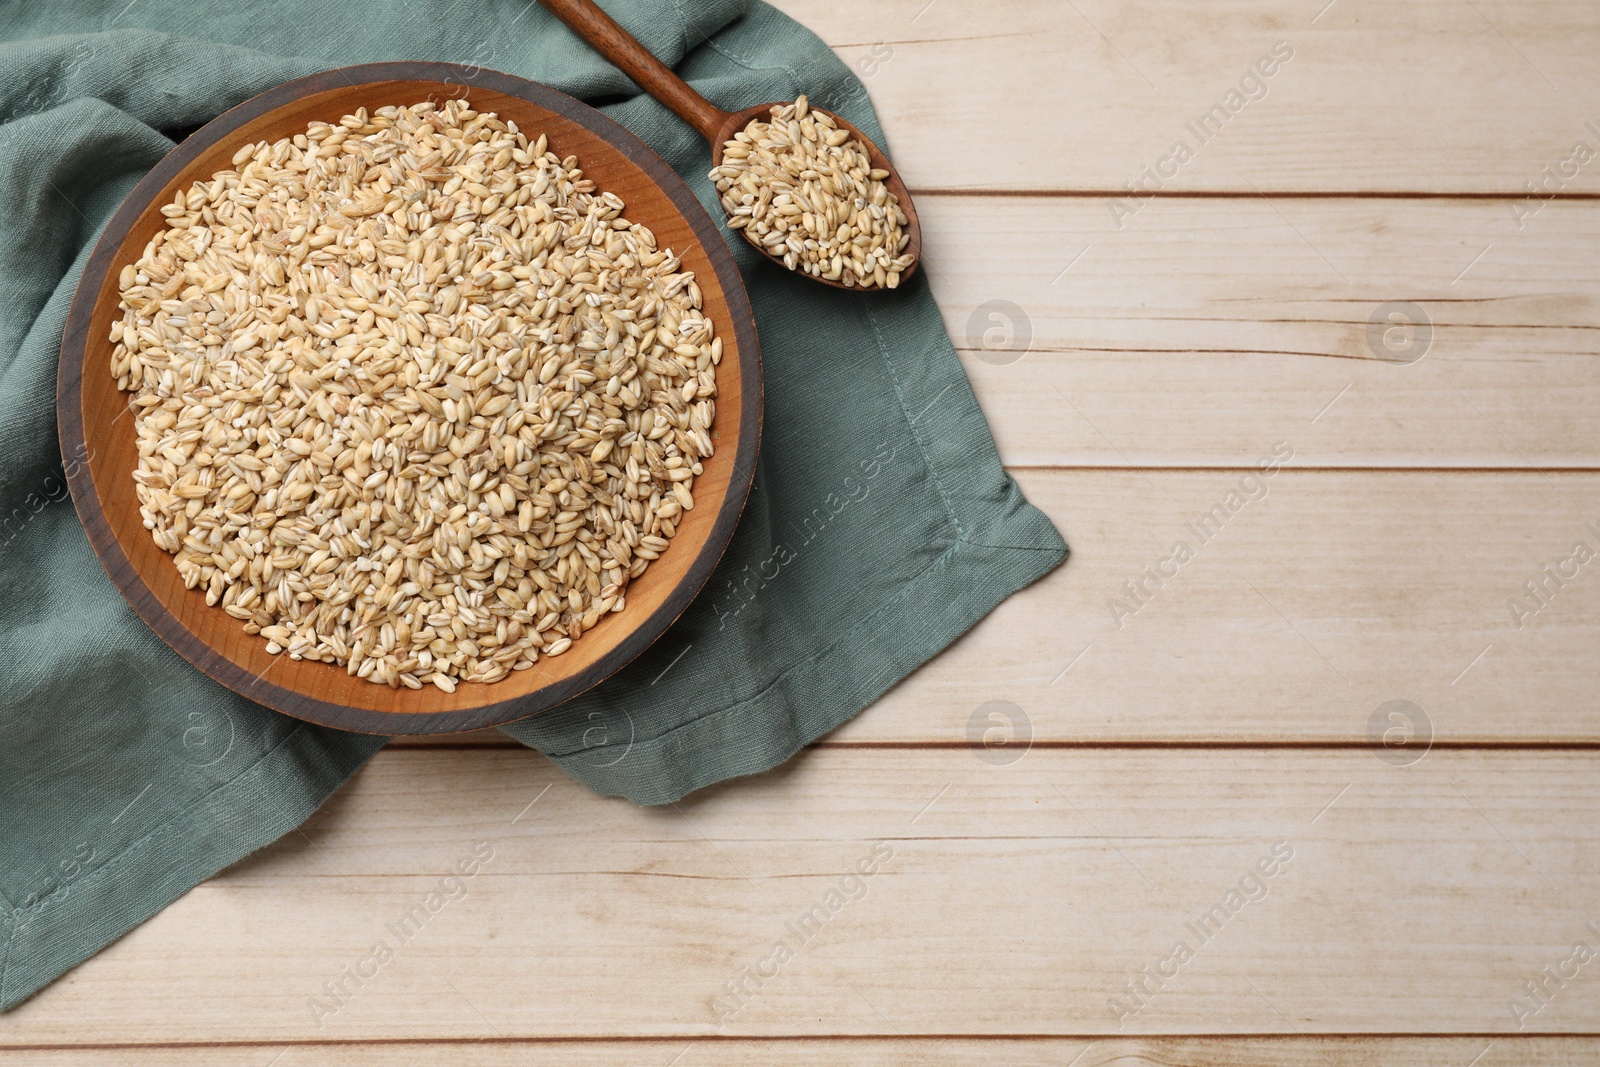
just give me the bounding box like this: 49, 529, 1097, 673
0, 0, 1066, 1012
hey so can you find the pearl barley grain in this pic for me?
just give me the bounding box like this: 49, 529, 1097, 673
711, 95, 914, 289
109, 99, 718, 689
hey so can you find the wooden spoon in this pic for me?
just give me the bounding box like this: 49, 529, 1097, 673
537, 0, 920, 290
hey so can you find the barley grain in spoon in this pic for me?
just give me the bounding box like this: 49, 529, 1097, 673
537, 0, 922, 290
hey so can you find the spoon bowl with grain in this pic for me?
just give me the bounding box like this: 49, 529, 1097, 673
538, 0, 921, 290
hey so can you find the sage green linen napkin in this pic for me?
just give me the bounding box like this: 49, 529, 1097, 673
0, 0, 1066, 1011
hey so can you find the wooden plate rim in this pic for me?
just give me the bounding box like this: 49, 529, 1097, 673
56, 61, 763, 735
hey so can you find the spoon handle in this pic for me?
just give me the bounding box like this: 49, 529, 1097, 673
536, 0, 730, 142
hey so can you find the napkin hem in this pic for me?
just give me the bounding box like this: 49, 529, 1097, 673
547, 512, 1065, 805
0, 723, 381, 1011
534, 216, 1069, 803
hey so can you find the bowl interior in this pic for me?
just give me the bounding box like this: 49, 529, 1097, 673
61, 67, 758, 734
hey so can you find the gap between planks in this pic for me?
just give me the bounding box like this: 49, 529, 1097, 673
913, 189, 1600, 200
386, 739, 1600, 750
999, 465, 1600, 474
4, 1038, 1594, 1067
3, 1032, 1589, 1050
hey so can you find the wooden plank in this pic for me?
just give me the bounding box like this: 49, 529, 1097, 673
3, 1036, 1592, 1065
387, 469, 1600, 747
5, 748, 1600, 1041
18, 4, 1595, 1059
916, 196, 1600, 468
771, 0, 1600, 194
847, 468, 1600, 744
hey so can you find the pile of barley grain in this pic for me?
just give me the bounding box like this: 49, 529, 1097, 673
110, 98, 718, 692
711, 95, 913, 289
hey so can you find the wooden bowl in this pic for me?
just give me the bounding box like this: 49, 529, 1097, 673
57, 63, 762, 735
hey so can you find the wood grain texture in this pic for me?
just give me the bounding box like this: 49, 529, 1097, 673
808, 468, 1600, 744
5, 748, 1600, 1041
28, 1, 1600, 1061
538, 0, 732, 140
776, 0, 1600, 194
391, 464, 1600, 747
57, 63, 762, 735
917, 195, 1600, 468
1, 1037, 1591, 1066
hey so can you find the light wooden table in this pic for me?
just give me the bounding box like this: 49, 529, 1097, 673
8, 1, 1600, 1063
